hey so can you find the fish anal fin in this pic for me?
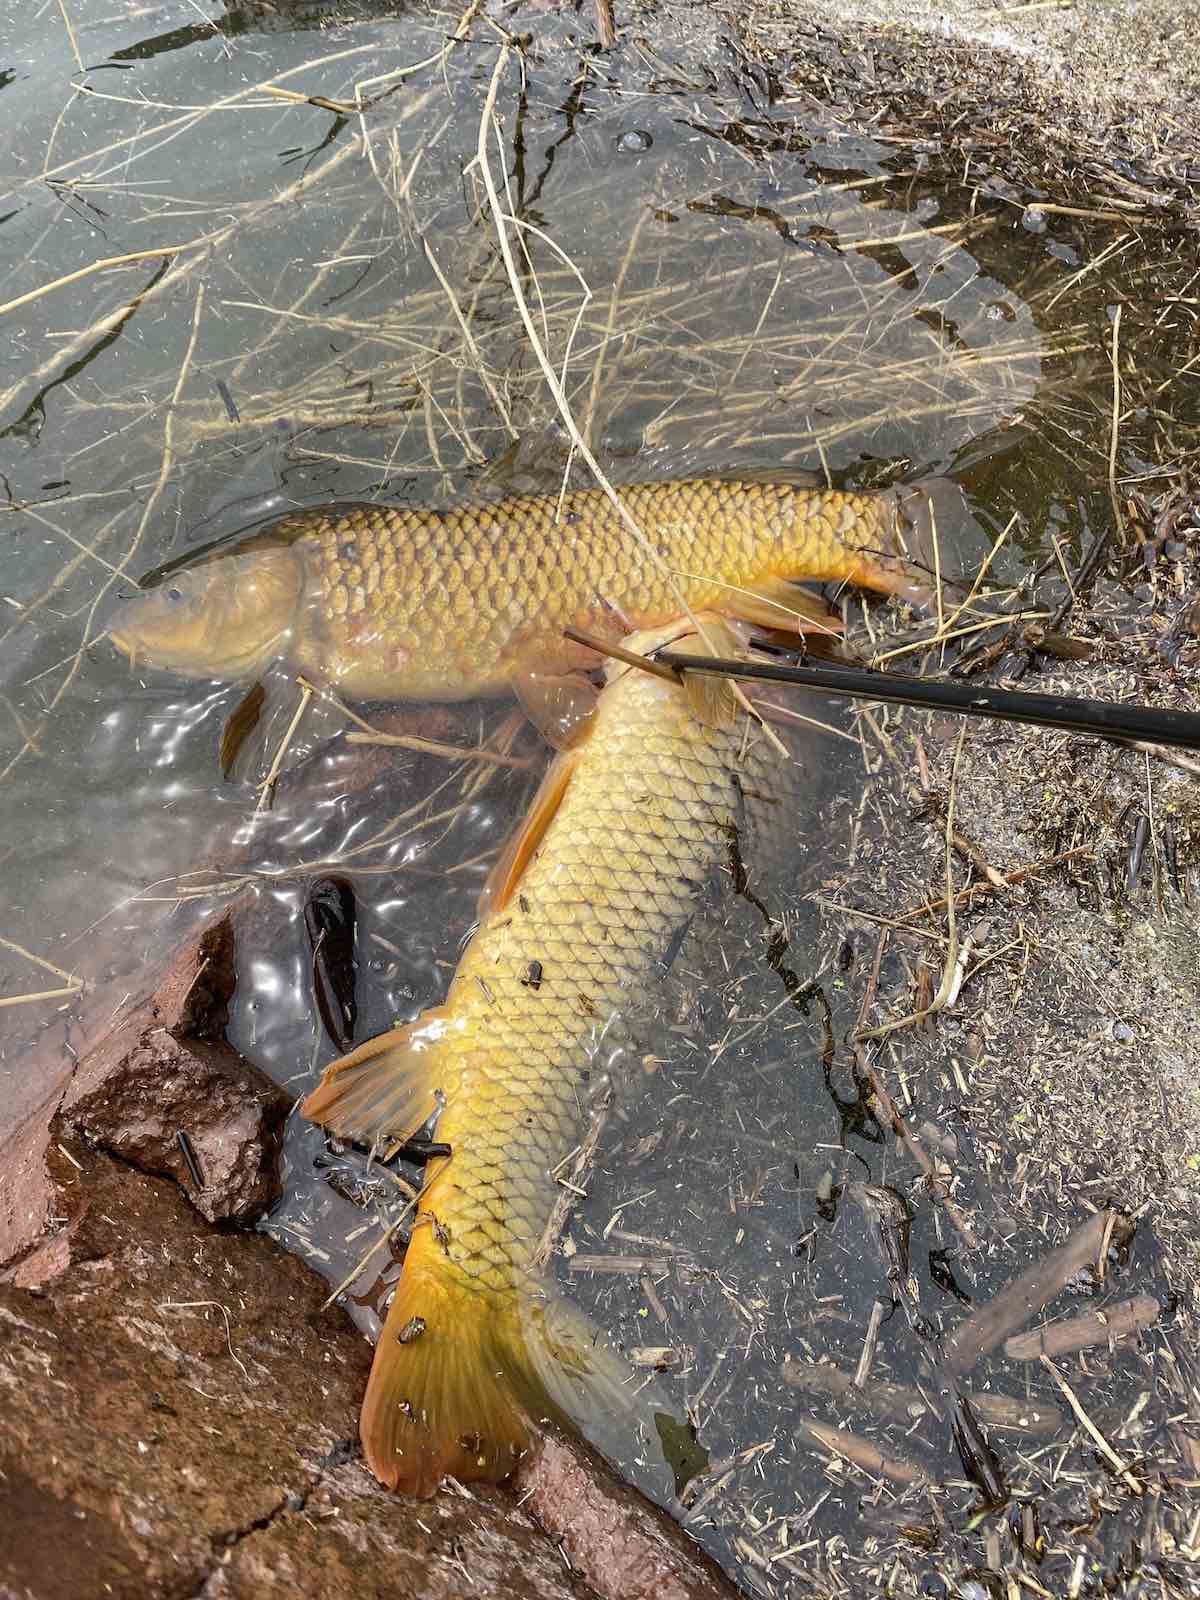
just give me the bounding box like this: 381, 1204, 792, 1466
723, 580, 842, 639
301, 1009, 450, 1145
512, 666, 599, 750
478, 748, 582, 920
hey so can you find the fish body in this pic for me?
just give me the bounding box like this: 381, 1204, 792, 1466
109, 477, 937, 701
302, 617, 797, 1495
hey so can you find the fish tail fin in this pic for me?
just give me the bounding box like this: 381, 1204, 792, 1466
301, 1010, 449, 1145
858, 477, 968, 611
361, 1230, 531, 1496
361, 1226, 668, 1498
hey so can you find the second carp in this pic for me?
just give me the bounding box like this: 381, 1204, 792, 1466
109, 476, 941, 723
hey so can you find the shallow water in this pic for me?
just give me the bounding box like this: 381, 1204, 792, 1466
2, 1, 1196, 1592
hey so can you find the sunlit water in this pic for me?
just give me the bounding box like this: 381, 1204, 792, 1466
1, 1, 1191, 1591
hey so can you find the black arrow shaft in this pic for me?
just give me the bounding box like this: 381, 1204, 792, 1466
654, 651, 1200, 752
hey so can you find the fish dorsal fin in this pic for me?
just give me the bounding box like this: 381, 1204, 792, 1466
512, 667, 599, 750
301, 1006, 452, 1145
709, 465, 825, 491
478, 748, 582, 921
721, 579, 843, 639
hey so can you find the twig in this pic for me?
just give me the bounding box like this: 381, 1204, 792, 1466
563, 624, 681, 683
897, 844, 1092, 922
1040, 1354, 1142, 1494
943, 1209, 1133, 1375
320, 1197, 417, 1311
161, 1300, 251, 1384
798, 1419, 932, 1487
0, 982, 83, 1010
345, 731, 530, 769
0, 934, 82, 985
55, 0, 83, 72
531, 1092, 612, 1270
582, 209, 648, 446
255, 683, 314, 813
1005, 1295, 1160, 1361
854, 1299, 886, 1388
1107, 304, 1125, 544
856, 726, 965, 1040
941, 513, 1020, 632
257, 84, 358, 114
0, 244, 194, 320
422, 236, 517, 438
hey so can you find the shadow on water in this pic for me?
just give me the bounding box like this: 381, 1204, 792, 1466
2, 0, 1198, 1592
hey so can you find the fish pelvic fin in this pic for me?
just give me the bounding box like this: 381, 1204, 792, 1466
301, 1008, 451, 1145
721, 579, 843, 640
511, 665, 599, 750
363, 1230, 668, 1499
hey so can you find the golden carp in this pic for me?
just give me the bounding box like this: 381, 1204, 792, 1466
301, 616, 800, 1496
109, 477, 939, 724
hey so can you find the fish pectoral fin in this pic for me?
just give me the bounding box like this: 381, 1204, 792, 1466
721, 579, 843, 639
477, 747, 582, 920
301, 1008, 449, 1146
512, 666, 599, 751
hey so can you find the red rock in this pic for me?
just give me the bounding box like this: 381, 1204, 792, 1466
57, 908, 288, 1226
0, 1144, 596, 1600
516, 1430, 739, 1600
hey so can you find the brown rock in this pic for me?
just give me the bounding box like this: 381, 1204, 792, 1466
58, 908, 288, 1225
516, 1430, 739, 1600
0, 1144, 596, 1600
0, 1070, 69, 1270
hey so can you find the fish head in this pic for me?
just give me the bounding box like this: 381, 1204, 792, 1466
108, 547, 303, 679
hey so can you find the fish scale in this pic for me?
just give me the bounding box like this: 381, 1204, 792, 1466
300, 620, 804, 1494
291, 478, 910, 696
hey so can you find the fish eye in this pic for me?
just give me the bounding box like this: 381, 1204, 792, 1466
165, 585, 185, 603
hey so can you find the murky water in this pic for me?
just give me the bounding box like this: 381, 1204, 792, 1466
2, 1, 1196, 1593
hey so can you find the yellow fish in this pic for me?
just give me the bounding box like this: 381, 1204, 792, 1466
302, 616, 801, 1496
109, 477, 938, 730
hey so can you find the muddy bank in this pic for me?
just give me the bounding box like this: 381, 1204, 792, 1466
0, 901, 736, 1600
726, 0, 1200, 167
